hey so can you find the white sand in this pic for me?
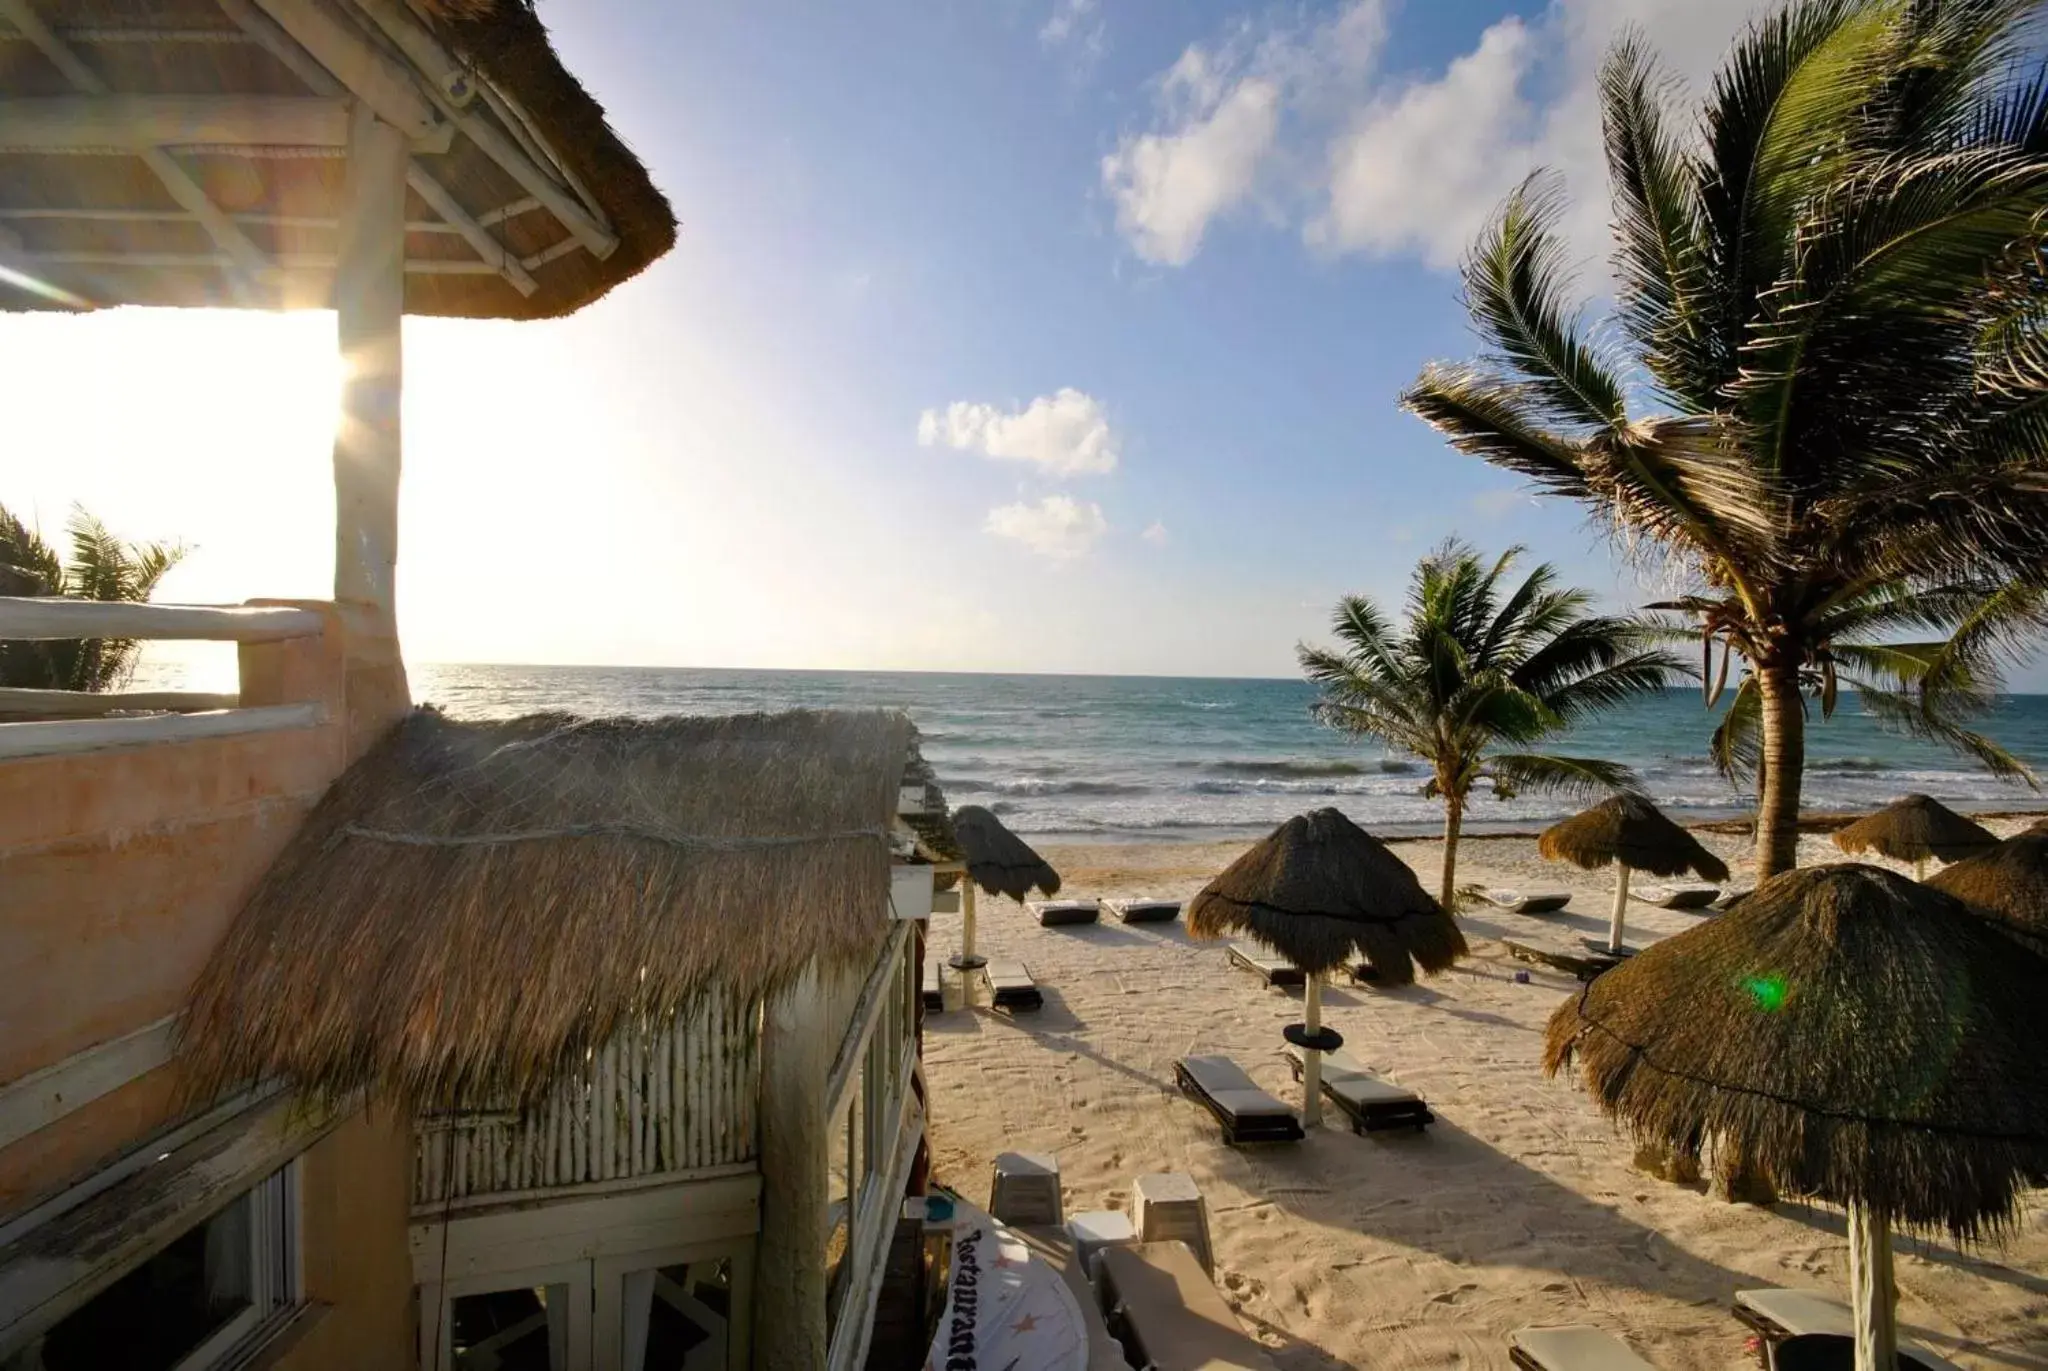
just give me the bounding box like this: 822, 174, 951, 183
920, 822, 2048, 1370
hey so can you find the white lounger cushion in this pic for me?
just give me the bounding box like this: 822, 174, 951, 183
1634, 885, 1721, 909
1484, 889, 1572, 913
1511, 1326, 1656, 1371
1228, 942, 1292, 973
1735, 1290, 1962, 1371
1029, 899, 1100, 925
1282, 1044, 1421, 1107
1179, 1055, 1294, 1119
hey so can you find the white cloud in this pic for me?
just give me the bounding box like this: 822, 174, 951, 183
1041, 0, 1106, 69
1311, 20, 1536, 268
1101, 68, 1282, 266
1141, 520, 1169, 547
1111, 0, 1765, 270
986, 496, 1109, 560
917, 388, 1118, 476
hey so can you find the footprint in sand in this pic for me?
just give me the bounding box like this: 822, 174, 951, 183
1427, 1282, 1481, 1306
1220, 1271, 1266, 1301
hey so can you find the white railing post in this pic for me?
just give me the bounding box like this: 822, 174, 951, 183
332, 103, 407, 624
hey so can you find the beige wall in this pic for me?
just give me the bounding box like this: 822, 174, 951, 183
1, 600, 415, 1367
272, 1106, 416, 1371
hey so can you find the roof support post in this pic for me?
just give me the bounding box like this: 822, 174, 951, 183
755, 967, 833, 1369
332, 102, 406, 624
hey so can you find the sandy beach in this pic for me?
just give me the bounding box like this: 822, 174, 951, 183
920, 821, 2048, 1370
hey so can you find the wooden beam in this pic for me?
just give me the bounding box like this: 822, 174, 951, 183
0, 1092, 340, 1352
406, 165, 537, 296
331, 101, 406, 618
0, 0, 274, 285
0, 1017, 175, 1153
349, 0, 619, 259
0, 688, 238, 717
0, 703, 326, 760
8, 249, 505, 274
218, 0, 527, 293
0, 95, 348, 150
0, 597, 324, 642
245, 0, 447, 147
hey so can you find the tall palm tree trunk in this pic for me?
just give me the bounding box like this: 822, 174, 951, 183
1755, 662, 1806, 881
1440, 795, 1465, 915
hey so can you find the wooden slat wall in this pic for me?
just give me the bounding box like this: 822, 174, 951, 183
413, 985, 763, 1206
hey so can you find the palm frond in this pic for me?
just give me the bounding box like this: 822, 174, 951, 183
1487, 752, 1644, 801
1463, 176, 1630, 431
1600, 33, 1720, 404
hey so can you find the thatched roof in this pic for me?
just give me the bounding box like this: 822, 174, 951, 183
180, 707, 922, 1110
951, 805, 1059, 900
1928, 834, 2048, 953
1545, 864, 2048, 1238
0, 0, 673, 318
1538, 794, 1730, 882
1187, 808, 1466, 980
899, 749, 960, 862
1832, 794, 1997, 865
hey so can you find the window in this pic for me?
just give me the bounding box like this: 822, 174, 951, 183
4, 1164, 298, 1371
619, 1257, 731, 1370
450, 1281, 574, 1370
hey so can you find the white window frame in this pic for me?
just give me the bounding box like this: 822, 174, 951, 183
420, 1259, 594, 1371
170, 1162, 303, 1371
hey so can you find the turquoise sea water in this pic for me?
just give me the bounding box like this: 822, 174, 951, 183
409, 666, 2048, 840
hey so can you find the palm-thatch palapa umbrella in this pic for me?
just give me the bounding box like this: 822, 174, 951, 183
1545, 864, 2048, 1371
1539, 794, 1730, 955
1188, 808, 1465, 1127
949, 805, 1060, 973
1833, 794, 1998, 880
1928, 832, 2048, 954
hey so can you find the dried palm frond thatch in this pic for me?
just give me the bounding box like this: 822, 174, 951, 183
1188, 808, 1465, 980
1545, 864, 2048, 1239
951, 805, 1060, 900
1833, 795, 1997, 866
1539, 794, 1730, 881
1929, 834, 2048, 953
180, 708, 919, 1111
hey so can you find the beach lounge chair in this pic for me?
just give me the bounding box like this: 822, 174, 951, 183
1508, 1326, 1657, 1371
1174, 1054, 1303, 1144
1634, 884, 1721, 910
1483, 889, 1573, 914
981, 959, 1044, 1011
921, 954, 943, 1011
1283, 1043, 1432, 1133
1096, 1241, 1279, 1371
1227, 942, 1305, 987
1732, 1290, 1961, 1371
1030, 899, 1100, 927
1503, 938, 1619, 982
1713, 889, 1752, 911
1105, 897, 1181, 924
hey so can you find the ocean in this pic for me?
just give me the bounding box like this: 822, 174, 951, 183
408, 666, 2048, 840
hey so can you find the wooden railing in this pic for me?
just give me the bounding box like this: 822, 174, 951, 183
412, 984, 764, 1210
0, 597, 328, 757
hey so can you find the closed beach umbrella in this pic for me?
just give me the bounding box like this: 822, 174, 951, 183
950, 805, 1060, 972
1833, 794, 1997, 879
1929, 833, 2048, 953
1539, 794, 1729, 954
1545, 865, 2048, 1371
1189, 808, 1465, 1126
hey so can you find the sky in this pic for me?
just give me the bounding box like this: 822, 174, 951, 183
9, 0, 2046, 687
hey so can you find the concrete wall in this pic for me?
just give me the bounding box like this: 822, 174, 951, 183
0, 599, 416, 1370
274, 1107, 416, 1371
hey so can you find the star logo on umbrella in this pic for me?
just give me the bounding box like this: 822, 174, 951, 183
1010, 1313, 1039, 1334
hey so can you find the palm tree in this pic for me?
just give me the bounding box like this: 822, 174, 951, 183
1299, 541, 1683, 913
0, 503, 186, 692
1403, 0, 2048, 879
